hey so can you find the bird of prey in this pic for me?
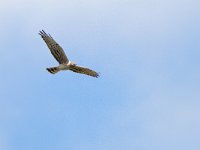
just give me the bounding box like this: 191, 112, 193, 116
39, 30, 99, 78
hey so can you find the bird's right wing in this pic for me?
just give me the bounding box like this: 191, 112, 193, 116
70, 65, 99, 78
39, 30, 69, 64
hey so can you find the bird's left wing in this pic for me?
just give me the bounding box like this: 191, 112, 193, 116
70, 65, 99, 78
39, 30, 69, 64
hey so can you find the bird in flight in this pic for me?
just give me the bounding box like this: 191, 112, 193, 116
39, 30, 99, 78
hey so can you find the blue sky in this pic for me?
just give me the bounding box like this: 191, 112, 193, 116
0, 0, 200, 150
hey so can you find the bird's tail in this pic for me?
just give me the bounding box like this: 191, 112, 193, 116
46, 67, 60, 74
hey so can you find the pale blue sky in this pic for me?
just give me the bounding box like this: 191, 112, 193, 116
0, 0, 200, 150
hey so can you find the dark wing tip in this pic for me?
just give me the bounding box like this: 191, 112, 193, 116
95, 72, 100, 78
39, 30, 54, 40
39, 30, 48, 37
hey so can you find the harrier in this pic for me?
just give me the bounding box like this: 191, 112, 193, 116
39, 30, 99, 78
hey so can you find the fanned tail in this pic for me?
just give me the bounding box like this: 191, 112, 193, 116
46, 67, 60, 74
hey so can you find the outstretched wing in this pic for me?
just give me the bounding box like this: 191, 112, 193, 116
39, 30, 69, 64
70, 65, 99, 78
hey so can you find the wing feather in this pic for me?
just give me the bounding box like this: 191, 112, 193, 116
39, 30, 69, 64
70, 65, 99, 78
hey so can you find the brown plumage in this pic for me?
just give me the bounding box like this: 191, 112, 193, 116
39, 30, 99, 78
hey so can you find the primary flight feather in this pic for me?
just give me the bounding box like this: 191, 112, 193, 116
39, 30, 99, 78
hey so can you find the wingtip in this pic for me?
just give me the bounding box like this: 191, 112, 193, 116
39, 30, 53, 39
39, 30, 47, 37
95, 72, 100, 78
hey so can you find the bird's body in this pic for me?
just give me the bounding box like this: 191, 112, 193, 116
39, 30, 99, 78
58, 61, 72, 70
58, 63, 69, 70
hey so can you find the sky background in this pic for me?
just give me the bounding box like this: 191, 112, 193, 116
0, 0, 200, 150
